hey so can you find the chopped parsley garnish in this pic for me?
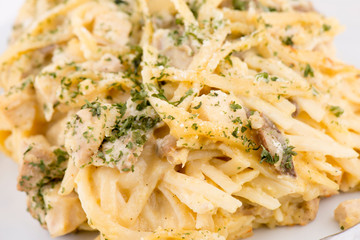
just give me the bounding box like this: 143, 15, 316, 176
122, 165, 135, 172
232, 127, 239, 138
241, 126, 247, 133
155, 54, 170, 68
131, 87, 150, 111
266, 6, 278, 12
279, 145, 297, 176
151, 89, 168, 101
53, 148, 69, 165
230, 101, 242, 111
232, 0, 247, 11
187, 0, 201, 18
24, 145, 33, 155
107, 114, 160, 143
49, 72, 57, 78
260, 146, 280, 164
29, 160, 46, 173
131, 46, 143, 75
175, 18, 184, 26
304, 64, 314, 78
112, 103, 127, 118
168, 30, 184, 46
224, 52, 233, 66
186, 31, 204, 44
329, 105, 344, 117
171, 89, 194, 106
193, 101, 202, 109
281, 36, 294, 46
271, 76, 278, 81
322, 24, 331, 32
114, 0, 128, 5
255, 72, 269, 82
81, 100, 107, 118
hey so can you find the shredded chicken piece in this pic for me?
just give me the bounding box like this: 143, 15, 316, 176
335, 199, 360, 230
191, 90, 247, 124
153, 29, 193, 69
17, 136, 66, 192
43, 183, 87, 237
0, 87, 36, 131
93, 11, 131, 47
18, 135, 86, 235
65, 105, 116, 168
82, 53, 123, 73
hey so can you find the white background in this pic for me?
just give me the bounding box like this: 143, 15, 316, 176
0, 1, 360, 240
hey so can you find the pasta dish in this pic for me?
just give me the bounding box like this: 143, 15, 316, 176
1, 0, 360, 239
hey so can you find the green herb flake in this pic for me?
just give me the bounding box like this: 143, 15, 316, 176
53, 148, 69, 165
260, 146, 280, 165
232, 127, 239, 138
114, 0, 128, 4
255, 72, 269, 82
171, 89, 194, 106
230, 101, 242, 112
81, 100, 106, 118
224, 53, 233, 66
304, 64, 314, 78
232, 0, 247, 10
241, 126, 247, 133
193, 101, 202, 109
281, 36, 294, 46
24, 145, 33, 155
322, 24, 331, 32
329, 105, 344, 117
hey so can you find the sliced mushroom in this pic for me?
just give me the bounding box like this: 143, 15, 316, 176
256, 114, 297, 177
156, 134, 177, 159
290, 99, 300, 118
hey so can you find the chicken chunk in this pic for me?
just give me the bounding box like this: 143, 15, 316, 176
17, 135, 71, 228
191, 90, 247, 124
43, 183, 87, 237
17, 136, 67, 192
93, 11, 131, 47
152, 29, 193, 70
335, 199, 360, 230
82, 53, 123, 73
65, 103, 116, 168
0, 87, 36, 131
93, 107, 160, 171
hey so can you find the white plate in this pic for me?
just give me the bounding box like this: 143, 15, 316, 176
0, 1, 359, 240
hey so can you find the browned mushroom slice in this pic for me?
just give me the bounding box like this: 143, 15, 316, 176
290, 99, 300, 118
156, 134, 177, 159
257, 114, 297, 177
